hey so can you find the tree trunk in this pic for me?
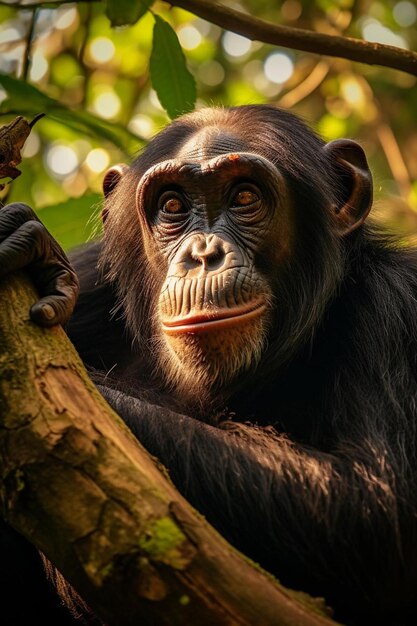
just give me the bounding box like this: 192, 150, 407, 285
0, 273, 340, 626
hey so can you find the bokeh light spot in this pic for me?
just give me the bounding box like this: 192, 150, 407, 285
90, 37, 116, 64
29, 51, 48, 82
93, 91, 121, 119
264, 53, 294, 84
22, 132, 41, 158
362, 19, 408, 48
0, 27, 21, 44
197, 60, 225, 86
222, 32, 252, 57
318, 114, 347, 141
281, 0, 302, 21
393, 1, 417, 27
85, 148, 110, 173
341, 77, 364, 107
46, 145, 79, 178
128, 114, 154, 138
177, 25, 202, 50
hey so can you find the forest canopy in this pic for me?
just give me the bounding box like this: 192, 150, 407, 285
0, 0, 416, 248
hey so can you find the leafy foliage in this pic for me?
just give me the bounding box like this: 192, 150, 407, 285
0, 0, 416, 249
150, 16, 197, 119
0, 74, 142, 155
106, 0, 154, 27
40, 194, 103, 251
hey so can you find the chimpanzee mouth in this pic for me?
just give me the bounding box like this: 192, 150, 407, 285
161, 299, 266, 335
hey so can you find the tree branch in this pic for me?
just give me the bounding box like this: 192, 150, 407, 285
22, 9, 38, 82
4, 0, 416, 75
168, 0, 417, 77
0, 272, 341, 626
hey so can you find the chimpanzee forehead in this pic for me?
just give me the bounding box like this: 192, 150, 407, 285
177, 126, 248, 162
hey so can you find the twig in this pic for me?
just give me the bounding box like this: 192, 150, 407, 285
78, 1, 93, 107
376, 123, 412, 199
278, 60, 330, 108
21, 9, 37, 81
168, 0, 417, 76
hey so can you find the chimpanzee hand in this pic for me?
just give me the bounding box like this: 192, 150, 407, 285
0, 202, 79, 326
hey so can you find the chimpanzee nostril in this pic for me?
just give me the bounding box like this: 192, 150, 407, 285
186, 235, 227, 272
202, 248, 225, 271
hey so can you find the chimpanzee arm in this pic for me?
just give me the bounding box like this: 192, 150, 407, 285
100, 385, 417, 621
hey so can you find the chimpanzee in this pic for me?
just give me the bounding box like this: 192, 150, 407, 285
1, 105, 417, 626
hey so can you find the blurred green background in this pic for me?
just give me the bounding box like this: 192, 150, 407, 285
0, 0, 416, 249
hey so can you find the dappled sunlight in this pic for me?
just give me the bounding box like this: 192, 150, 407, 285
0, 0, 415, 247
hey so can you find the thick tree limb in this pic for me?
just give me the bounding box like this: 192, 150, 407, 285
0, 272, 341, 626
169, 0, 417, 77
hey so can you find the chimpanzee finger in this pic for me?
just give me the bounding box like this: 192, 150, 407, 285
29, 267, 79, 327
0, 220, 79, 326
0, 202, 39, 241
0, 220, 49, 276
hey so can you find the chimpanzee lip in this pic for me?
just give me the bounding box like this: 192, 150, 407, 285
161, 299, 266, 335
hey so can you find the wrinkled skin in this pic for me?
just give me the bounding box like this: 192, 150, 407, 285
136, 149, 289, 396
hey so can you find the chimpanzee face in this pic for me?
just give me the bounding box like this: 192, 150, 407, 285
102, 107, 372, 401
134, 127, 292, 394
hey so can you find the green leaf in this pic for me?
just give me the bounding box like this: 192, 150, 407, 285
38, 194, 103, 251
106, 0, 154, 27
150, 15, 196, 120
0, 74, 143, 155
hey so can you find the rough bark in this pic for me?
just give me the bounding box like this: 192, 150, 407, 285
0, 272, 341, 626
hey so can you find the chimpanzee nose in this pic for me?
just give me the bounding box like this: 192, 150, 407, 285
186, 234, 226, 272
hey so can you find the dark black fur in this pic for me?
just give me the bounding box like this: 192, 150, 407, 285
3, 106, 417, 625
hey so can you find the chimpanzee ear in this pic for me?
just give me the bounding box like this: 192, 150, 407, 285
102, 164, 128, 223
323, 139, 373, 236
102, 164, 128, 198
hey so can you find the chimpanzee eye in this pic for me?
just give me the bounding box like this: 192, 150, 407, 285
163, 197, 184, 214
232, 189, 260, 207
158, 191, 188, 216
